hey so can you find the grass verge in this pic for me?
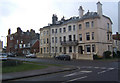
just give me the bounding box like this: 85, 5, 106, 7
2, 63, 48, 73
23, 61, 63, 67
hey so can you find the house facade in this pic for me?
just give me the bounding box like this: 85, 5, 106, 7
39, 26, 51, 57
112, 32, 120, 53
39, 2, 113, 60
6, 27, 40, 56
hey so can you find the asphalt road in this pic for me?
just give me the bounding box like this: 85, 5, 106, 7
8, 57, 120, 82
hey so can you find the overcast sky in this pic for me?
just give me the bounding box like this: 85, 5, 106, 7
0, 0, 119, 46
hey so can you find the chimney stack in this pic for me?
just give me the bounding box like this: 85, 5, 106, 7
78, 6, 84, 18
97, 1, 103, 16
52, 14, 58, 24
8, 28, 11, 35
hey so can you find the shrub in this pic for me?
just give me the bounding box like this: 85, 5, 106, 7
113, 51, 117, 58
117, 51, 120, 58
93, 54, 102, 60
103, 51, 111, 59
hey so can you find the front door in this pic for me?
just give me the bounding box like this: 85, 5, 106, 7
78, 46, 83, 54
41, 48, 42, 54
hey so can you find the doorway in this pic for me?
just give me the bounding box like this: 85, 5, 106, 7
78, 46, 83, 54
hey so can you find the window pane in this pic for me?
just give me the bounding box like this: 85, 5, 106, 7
86, 45, 91, 52
55, 37, 57, 43
73, 35, 76, 41
86, 32, 90, 40
79, 24, 82, 29
92, 45, 95, 52
79, 34, 82, 41
86, 22, 89, 28
64, 36, 66, 42
60, 47, 62, 52
92, 32, 94, 40
69, 46, 72, 52
68, 26, 72, 31
73, 25, 75, 31
107, 23, 109, 30
56, 47, 57, 52
55, 29, 57, 33
52, 29, 54, 33
69, 35, 72, 41
63, 27, 66, 32
60, 37, 62, 42
59, 28, 62, 33
52, 37, 54, 43
91, 21, 94, 27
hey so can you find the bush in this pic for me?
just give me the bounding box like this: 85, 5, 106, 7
93, 54, 102, 60
117, 51, 120, 58
2, 60, 23, 67
113, 51, 117, 58
103, 51, 111, 59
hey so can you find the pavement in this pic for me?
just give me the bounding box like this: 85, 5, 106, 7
2, 65, 77, 82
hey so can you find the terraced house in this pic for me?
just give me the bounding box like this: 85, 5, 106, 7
39, 2, 113, 60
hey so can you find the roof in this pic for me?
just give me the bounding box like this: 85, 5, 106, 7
41, 12, 112, 29
30, 39, 39, 46
112, 33, 120, 40
102, 15, 113, 24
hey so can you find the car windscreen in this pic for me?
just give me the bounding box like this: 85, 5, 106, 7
2, 53, 7, 56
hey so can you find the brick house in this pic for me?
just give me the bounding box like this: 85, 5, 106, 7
112, 32, 120, 52
6, 27, 40, 56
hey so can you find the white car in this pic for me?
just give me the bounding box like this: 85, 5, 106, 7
0, 53, 8, 60
25, 54, 36, 58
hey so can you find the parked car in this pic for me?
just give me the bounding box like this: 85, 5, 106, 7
0, 53, 8, 61
25, 54, 36, 58
55, 54, 71, 61
7, 53, 16, 57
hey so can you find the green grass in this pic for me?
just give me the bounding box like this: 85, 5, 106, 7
23, 61, 63, 67
2, 63, 48, 73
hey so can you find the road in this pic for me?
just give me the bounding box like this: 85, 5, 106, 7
8, 57, 120, 82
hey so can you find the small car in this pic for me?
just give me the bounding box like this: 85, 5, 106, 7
55, 54, 71, 61
0, 53, 8, 61
25, 54, 36, 58
7, 53, 16, 57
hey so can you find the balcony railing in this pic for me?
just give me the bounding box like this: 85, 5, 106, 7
61, 40, 78, 46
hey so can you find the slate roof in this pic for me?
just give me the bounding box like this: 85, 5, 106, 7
43, 11, 112, 29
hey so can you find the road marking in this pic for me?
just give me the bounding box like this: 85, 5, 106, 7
97, 70, 107, 74
100, 67, 106, 69
64, 70, 92, 77
80, 70, 92, 73
64, 72, 78, 77
94, 67, 99, 69
108, 68, 115, 70
66, 76, 87, 82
